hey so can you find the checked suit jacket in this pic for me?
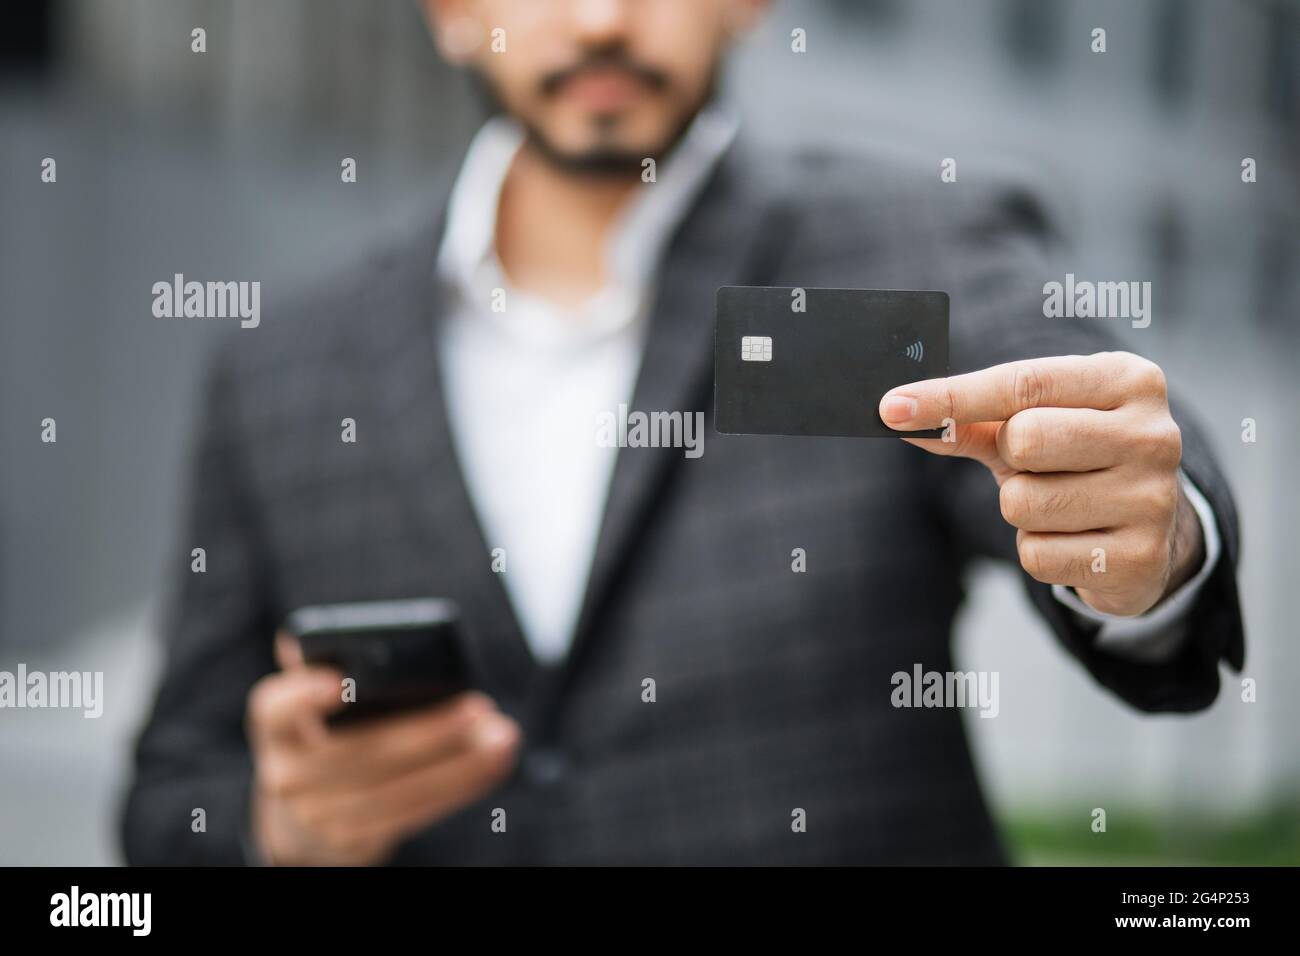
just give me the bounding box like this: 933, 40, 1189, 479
122, 136, 1245, 865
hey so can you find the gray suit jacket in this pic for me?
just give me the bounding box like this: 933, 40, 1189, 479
122, 138, 1244, 865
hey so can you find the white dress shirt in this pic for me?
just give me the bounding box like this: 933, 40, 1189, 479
436, 109, 739, 663
434, 112, 1221, 665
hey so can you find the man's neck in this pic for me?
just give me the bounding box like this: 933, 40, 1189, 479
494, 140, 641, 309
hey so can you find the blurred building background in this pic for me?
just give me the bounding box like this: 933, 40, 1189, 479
1, 0, 1296, 864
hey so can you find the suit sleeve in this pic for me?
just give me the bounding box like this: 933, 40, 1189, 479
120, 343, 276, 864
923, 183, 1245, 713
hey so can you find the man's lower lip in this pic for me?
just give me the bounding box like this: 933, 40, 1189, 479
558, 73, 648, 109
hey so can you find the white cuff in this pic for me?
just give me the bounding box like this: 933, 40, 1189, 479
1050, 470, 1221, 662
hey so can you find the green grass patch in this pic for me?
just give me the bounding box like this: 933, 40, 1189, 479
1004, 800, 1300, 866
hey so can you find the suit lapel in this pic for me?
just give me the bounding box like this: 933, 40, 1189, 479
364, 208, 540, 702
563, 144, 786, 680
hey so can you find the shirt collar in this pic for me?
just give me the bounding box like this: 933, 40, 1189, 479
435, 116, 524, 294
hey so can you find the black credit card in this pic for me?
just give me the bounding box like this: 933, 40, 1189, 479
714, 286, 949, 438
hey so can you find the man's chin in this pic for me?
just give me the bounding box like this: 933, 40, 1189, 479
523, 126, 664, 178
538, 147, 653, 177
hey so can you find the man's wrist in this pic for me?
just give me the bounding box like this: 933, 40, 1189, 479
243, 786, 282, 866
1161, 482, 1207, 607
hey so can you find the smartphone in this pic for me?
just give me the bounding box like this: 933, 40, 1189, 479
284, 598, 472, 726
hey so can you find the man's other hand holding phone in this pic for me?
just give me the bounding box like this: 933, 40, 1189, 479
245, 634, 520, 865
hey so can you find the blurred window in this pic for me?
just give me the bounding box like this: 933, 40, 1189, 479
1264, 4, 1298, 125
1148, 200, 1189, 322
1000, 0, 1064, 76
825, 0, 905, 29
1151, 0, 1192, 109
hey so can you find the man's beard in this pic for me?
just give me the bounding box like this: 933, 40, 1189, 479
464, 66, 717, 179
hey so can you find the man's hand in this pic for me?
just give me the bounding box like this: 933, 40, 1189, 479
246, 633, 520, 866
879, 351, 1205, 617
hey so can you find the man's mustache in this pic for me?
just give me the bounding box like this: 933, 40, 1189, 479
539, 50, 670, 97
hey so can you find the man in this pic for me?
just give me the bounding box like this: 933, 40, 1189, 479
123, 0, 1244, 865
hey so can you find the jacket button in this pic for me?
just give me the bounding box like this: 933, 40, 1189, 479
524, 748, 568, 787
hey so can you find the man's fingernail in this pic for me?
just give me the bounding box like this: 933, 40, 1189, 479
880, 395, 918, 424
